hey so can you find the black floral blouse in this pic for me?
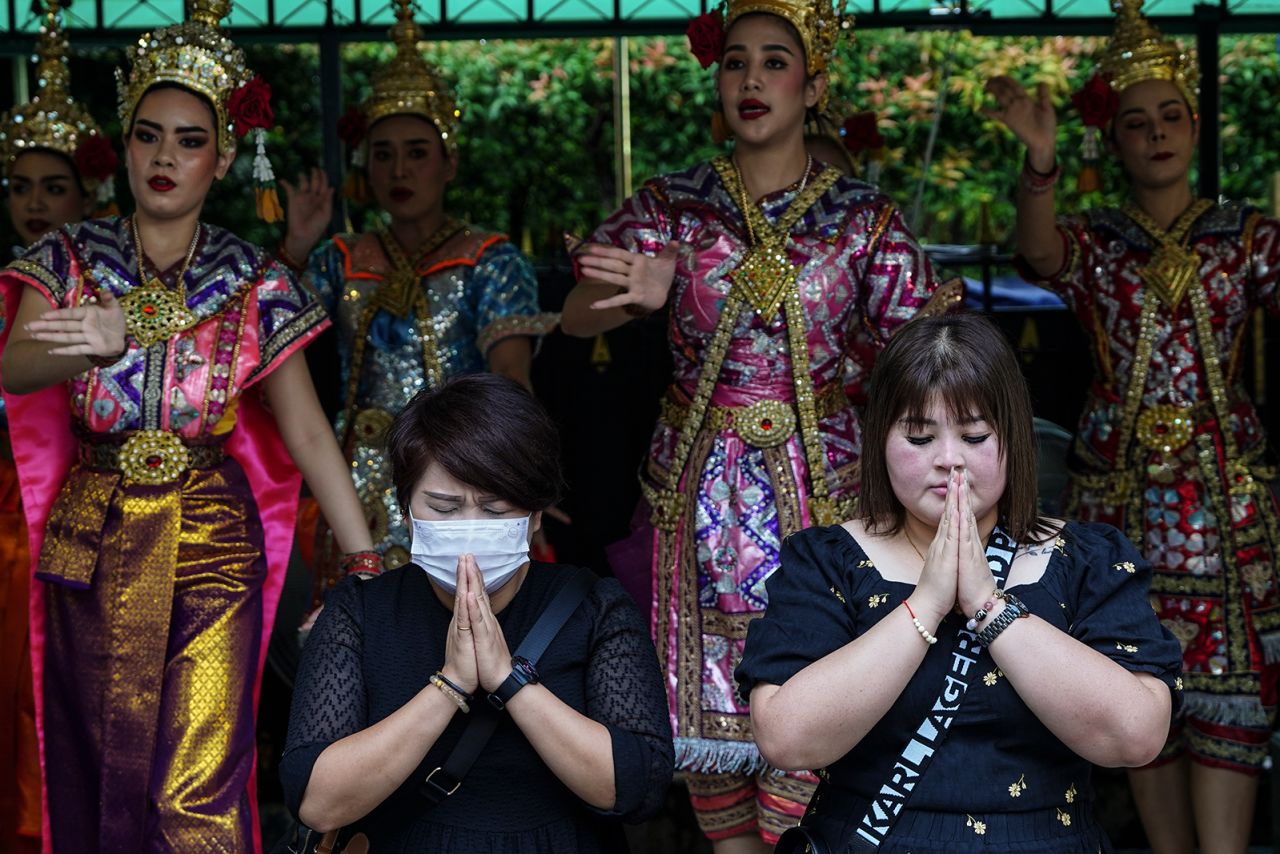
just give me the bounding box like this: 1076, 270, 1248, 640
736, 521, 1183, 852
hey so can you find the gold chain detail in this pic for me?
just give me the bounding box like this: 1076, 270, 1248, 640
1102, 201, 1208, 503
711, 156, 839, 320
784, 285, 849, 525
1188, 278, 1255, 497
643, 292, 747, 531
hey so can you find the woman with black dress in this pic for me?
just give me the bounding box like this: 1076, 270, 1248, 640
736, 312, 1183, 852
281, 374, 673, 851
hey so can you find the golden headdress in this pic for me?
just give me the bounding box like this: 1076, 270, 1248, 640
360, 0, 460, 152
723, 0, 846, 76
116, 0, 254, 156
0, 0, 115, 195
1098, 0, 1198, 112
116, 0, 283, 220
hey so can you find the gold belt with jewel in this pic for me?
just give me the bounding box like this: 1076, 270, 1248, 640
1133, 401, 1213, 454
659, 382, 849, 450
79, 431, 225, 486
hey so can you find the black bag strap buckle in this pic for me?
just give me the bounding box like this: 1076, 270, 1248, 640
420, 766, 463, 803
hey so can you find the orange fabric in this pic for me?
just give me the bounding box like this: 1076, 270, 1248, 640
0, 450, 39, 850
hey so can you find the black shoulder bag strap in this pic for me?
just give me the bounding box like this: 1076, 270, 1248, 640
419, 566, 597, 805
776, 528, 1019, 854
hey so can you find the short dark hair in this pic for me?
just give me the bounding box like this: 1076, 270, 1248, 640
857, 312, 1051, 543
386, 373, 564, 514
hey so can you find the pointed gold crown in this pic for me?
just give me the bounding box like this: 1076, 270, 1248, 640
0, 0, 108, 183
1099, 0, 1198, 112
724, 0, 846, 75
361, 0, 460, 151
116, 0, 253, 155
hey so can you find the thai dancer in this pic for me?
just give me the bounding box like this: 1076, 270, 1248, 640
989, 0, 1280, 848
563, 2, 958, 846
279, 0, 556, 577
0, 4, 117, 850
0, 1, 373, 848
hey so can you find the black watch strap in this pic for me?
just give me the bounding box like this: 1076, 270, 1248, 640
489, 656, 538, 710
419, 568, 594, 807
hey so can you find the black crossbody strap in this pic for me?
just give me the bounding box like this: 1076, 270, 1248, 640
848, 528, 1018, 852
420, 567, 597, 805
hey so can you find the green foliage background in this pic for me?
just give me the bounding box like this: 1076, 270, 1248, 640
4, 31, 1279, 258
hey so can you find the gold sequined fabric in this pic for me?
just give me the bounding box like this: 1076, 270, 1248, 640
40, 460, 266, 851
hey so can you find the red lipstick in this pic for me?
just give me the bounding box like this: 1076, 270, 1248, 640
1151, 152, 1174, 161
738, 99, 769, 120
148, 176, 176, 192
24, 218, 51, 235
389, 187, 414, 202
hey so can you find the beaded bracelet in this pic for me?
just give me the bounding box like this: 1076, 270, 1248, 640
341, 550, 382, 576
430, 672, 470, 713
1020, 157, 1061, 195
435, 672, 473, 703
976, 593, 1030, 647
966, 597, 997, 632
903, 600, 938, 646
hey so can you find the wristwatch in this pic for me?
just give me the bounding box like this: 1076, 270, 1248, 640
976, 592, 1030, 647
488, 656, 540, 710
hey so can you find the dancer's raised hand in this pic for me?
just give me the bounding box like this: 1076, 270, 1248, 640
576, 240, 682, 314
984, 76, 1057, 168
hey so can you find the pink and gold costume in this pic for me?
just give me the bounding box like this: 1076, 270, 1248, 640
0, 292, 38, 853
586, 156, 954, 840
0, 216, 328, 851
1023, 201, 1280, 771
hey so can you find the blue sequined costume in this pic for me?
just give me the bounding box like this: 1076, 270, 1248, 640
305, 223, 555, 570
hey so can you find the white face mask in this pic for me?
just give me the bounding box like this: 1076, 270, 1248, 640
408, 512, 531, 594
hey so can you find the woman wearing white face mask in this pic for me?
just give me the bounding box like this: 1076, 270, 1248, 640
280, 373, 674, 852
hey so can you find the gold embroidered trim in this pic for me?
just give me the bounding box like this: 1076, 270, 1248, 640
1123, 200, 1213, 310
711, 155, 840, 321
336, 224, 463, 449
644, 161, 842, 532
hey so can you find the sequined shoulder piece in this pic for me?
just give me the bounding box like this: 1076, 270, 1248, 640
640, 161, 724, 213
1190, 202, 1254, 239
186, 222, 266, 303
425, 223, 509, 270
796, 173, 892, 238
5, 222, 81, 302
645, 161, 887, 240
1088, 202, 1251, 248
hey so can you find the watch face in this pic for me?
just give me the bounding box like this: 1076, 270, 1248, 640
514, 655, 539, 684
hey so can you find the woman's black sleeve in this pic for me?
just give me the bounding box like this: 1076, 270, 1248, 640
583, 578, 674, 821
279, 578, 368, 818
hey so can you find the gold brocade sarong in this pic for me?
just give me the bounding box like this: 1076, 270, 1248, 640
40, 459, 266, 853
